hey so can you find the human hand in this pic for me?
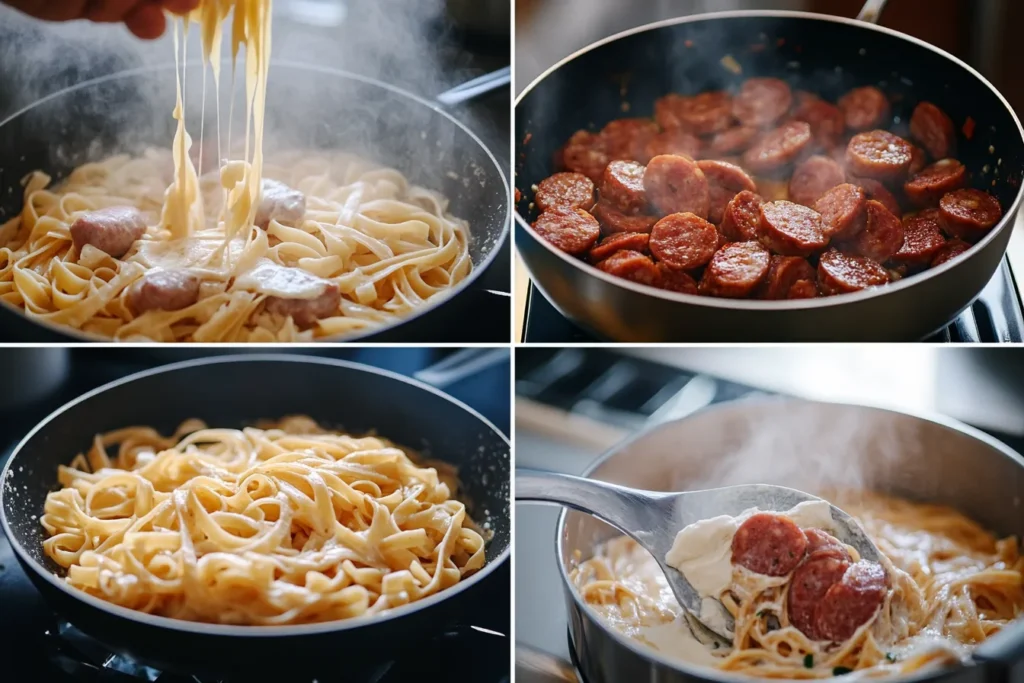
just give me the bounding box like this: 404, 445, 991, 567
3, 1, 202, 39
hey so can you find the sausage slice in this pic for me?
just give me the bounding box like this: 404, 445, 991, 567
910, 102, 956, 160
601, 161, 648, 213
892, 209, 947, 268
731, 512, 808, 576
904, 159, 966, 207
938, 189, 1003, 241
700, 241, 771, 298
818, 249, 890, 295
595, 249, 661, 286
815, 183, 867, 240
733, 78, 793, 129
846, 130, 913, 180
70, 207, 147, 258
847, 200, 904, 262
255, 179, 307, 229
742, 121, 812, 174
533, 207, 601, 255
535, 172, 596, 212
789, 155, 846, 208
758, 201, 829, 257
643, 155, 710, 218
697, 159, 757, 225
838, 86, 890, 131
814, 561, 889, 642
128, 269, 201, 314
720, 190, 764, 242
649, 213, 718, 271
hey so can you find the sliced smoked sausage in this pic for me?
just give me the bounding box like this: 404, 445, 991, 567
904, 159, 966, 207
757, 255, 816, 300
803, 528, 851, 562
846, 130, 913, 180
814, 561, 889, 643
731, 512, 808, 576
255, 179, 306, 229
910, 102, 956, 160
595, 249, 661, 286
588, 232, 650, 263
128, 269, 201, 314
700, 241, 771, 298
561, 130, 610, 182
656, 91, 733, 135
535, 172, 596, 212
758, 200, 829, 257
648, 213, 719, 270
592, 200, 658, 235
792, 93, 845, 150
70, 207, 147, 258
601, 118, 659, 163
601, 161, 648, 213
697, 159, 757, 224
720, 190, 764, 242
847, 200, 904, 262
938, 188, 1003, 241
707, 126, 759, 155
815, 183, 867, 240
818, 249, 890, 295
743, 121, 812, 174
643, 155, 710, 218
789, 155, 846, 208
931, 238, 971, 267
266, 283, 342, 330
788, 555, 851, 640
533, 207, 601, 255
657, 263, 699, 294
732, 78, 793, 129
849, 176, 902, 218
838, 86, 890, 131
892, 209, 947, 268
643, 129, 702, 163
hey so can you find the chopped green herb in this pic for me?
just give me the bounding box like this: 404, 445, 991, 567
885, 653, 897, 663
804, 654, 814, 669
833, 667, 853, 676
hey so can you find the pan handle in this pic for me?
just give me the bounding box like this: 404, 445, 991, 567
436, 67, 511, 107
972, 617, 1024, 680
414, 348, 509, 390
856, 0, 890, 24
516, 644, 580, 683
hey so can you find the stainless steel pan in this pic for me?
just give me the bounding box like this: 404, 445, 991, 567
513, 1, 1024, 341
518, 397, 1024, 682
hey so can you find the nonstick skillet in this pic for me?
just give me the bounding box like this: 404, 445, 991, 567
0, 355, 511, 679
0, 62, 510, 343
514, 2, 1024, 342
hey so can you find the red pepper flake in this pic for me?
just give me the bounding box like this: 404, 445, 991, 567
685, 40, 694, 48
523, 132, 533, 145
514, 188, 522, 203
963, 117, 976, 140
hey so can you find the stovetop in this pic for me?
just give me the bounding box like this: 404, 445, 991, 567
513, 347, 1024, 666
0, 348, 511, 683
520, 257, 1024, 343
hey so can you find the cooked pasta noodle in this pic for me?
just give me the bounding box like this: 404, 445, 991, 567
571, 491, 1024, 679
41, 416, 486, 624
0, 1, 471, 341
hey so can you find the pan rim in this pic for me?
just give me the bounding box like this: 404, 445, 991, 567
0, 354, 511, 638
0, 60, 511, 344
551, 394, 1024, 682
514, 9, 1024, 314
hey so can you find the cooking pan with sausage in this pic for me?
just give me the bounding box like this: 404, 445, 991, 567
514, 4, 1024, 341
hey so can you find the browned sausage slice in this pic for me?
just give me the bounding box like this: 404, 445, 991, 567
561, 130, 610, 182
789, 155, 846, 208
592, 200, 658, 235
128, 269, 201, 314
656, 91, 733, 135
707, 126, 759, 155
788, 554, 851, 639
742, 121, 812, 174
720, 190, 764, 242
757, 255, 816, 300
893, 209, 947, 267
657, 263, 699, 294
601, 160, 648, 213
803, 528, 852, 561
908, 145, 928, 177
847, 200, 904, 262
837, 86, 890, 131
758, 201, 829, 257
535, 172, 596, 212
732, 78, 793, 128
601, 118, 659, 163
643, 129, 702, 163
818, 249, 890, 295
700, 241, 770, 298
588, 232, 650, 263
533, 207, 601, 255
595, 249, 661, 286
910, 102, 956, 160
70, 207, 147, 258
849, 176, 902, 218
815, 183, 867, 240
846, 130, 913, 180
931, 238, 971, 267
255, 179, 306, 229
266, 283, 341, 330
939, 189, 1003, 241
648, 213, 718, 270
791, 93, 845, 149
814, 561, 889, 643
698, 159, 757, 225
904, 159, 966, 207
643, 155, 710, 218
788, 279, 818, 299
731, 512, 808, 576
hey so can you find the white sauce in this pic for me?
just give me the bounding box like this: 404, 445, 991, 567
233, 260, 331, 299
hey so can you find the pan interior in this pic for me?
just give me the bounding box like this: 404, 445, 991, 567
2, 358, 510, 584
516, 13, 1024, 235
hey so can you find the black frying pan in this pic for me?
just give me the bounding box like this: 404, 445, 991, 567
0, 62, 510, 343
514, 4, 1024, 342
0, 355, 510, 678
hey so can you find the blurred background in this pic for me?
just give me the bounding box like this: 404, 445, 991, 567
514, 345, 1024, 669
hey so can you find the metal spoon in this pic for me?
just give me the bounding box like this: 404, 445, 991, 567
516, 469, 882, 643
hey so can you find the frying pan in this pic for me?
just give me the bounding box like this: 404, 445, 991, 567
516, 397, 1024, 682
0, 61, 510, 343
0, 355, 511, 678
513, 1, 1024, 342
